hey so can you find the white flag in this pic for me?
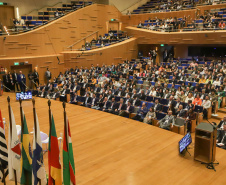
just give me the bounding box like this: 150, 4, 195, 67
8, 106, 21, 182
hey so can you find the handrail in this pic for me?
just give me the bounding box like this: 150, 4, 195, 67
25, 1, 63, 15
121, 0, 148, 13
67, 30, 99, 49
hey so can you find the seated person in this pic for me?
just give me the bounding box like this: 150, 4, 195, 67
100, 97, 110, 111
176, 104, 187, 118
185, 108, 196, 132
192, 94, 202, 106
153, 99, 162, 112
80, 93, 92, 107
104, 97, 118, 113
131, 95, 141, 107
185, 100, 194, 110
51, 89, 60, 100
217, 116, 226, 129
119, 101, 134, 118
143, 107, 156, 125
132, 102, 148, 122
37, 88, 47, 98
69, 92, 79, 104
89, 93, 99, 108
158, 111, 175, 130
202, 96, 211, 119
114, 98, 126, 115
60, 85, 70, 102
217, 125, 226, 149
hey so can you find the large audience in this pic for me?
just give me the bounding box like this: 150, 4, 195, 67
137, 9, 226, 32
28, 56, 226, 134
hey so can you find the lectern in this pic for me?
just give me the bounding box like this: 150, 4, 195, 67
194, 122, 217, 163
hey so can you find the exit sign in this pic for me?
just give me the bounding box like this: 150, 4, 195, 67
14, 62, 19, 65
0, 2, 3, 5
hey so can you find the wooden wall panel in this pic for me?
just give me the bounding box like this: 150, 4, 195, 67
62, 37, 138, 68
121, 4, 226, 30
0, 6, 15, 27
126, 26, 226, 45
0, 4, 121, 58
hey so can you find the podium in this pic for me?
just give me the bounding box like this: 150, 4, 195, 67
194, 122, 217, 163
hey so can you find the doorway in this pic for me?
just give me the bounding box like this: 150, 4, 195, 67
11, 64, 32, 87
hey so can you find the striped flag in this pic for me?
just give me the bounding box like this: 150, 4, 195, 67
20, 109, 32, 184
63, 115, 76, 185
0, 110, 8, 170
48, 113, 62, 185
32, 112, 47, 185
8, 106, 21, 182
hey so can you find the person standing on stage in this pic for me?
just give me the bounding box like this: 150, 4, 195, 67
33, 68, 39, 89
17, 71, 26, 92
45, 68, 51, 84
12, 70, 19, 91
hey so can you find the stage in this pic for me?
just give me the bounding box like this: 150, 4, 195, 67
1, 93, 226, 185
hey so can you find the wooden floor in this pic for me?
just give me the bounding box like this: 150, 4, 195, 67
1, 92, 226, 185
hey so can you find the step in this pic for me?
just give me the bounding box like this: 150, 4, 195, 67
218, 108, 226, 114
211, 111, 225, 121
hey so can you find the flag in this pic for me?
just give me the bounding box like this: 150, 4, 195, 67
63, 115, 76, 185
20, 109, 32, 184
32, 112, 47, 185
8, 106, 21, 182
48, 113, 62, 185
0, 110, 8, 169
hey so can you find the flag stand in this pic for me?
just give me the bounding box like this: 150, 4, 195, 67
7, 96, 18, 185
0, 166, 6, 185
47, 100, 55, 185
32, 99, 42, 185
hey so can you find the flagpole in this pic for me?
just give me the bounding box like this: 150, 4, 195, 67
47, 100, 55, 185
63, 102, 68, 152
7, 96, 17, 185
32, 99, 42, 185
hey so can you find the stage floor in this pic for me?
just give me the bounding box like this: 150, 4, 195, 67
1, 93, 226, 185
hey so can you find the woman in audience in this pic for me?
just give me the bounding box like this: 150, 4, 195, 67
143, 107, 156, 125
149, 87, 156, 96
186, 108, 196, 133
212, 77, 221, 86
217, 87, 225, 108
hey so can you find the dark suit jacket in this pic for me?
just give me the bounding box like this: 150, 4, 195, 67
125, 105, 134, 113
17, 74, 26, 83
154, 104, 162, 112
176, 109, 187, 118
217, 121, 226, 129
217, 130, 226, 148
117, 103, 126, 111
83, 97, 92, 105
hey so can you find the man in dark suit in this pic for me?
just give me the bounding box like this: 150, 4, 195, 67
60, 86, 70, 102
17, 71, 26, 92
168, 96, 176, 107
217, 116, 226, 129
81, 92, 92, 107
163, 49, 168, 62
176, 105, 187, 118
101, 97, 110, 111
89, 93, 99, 108
154, 99, 162, 112
33, 68, 39, 89
217, 125, 226, 149
119, 101, 134, 118
114, 98, 126, 115
51, 89, 60, 100
139, 90, 146, 100
105, 97, 118, 113
132, 102, 148, 122
132, 95, 141, 107
12, 70, 19, 91
3, 72, 10, 92
37, 88, 47, 98
70, 92, 79, 105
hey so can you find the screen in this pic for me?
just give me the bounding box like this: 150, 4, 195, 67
16, 91, 32, 100
179, 133, 192, 153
